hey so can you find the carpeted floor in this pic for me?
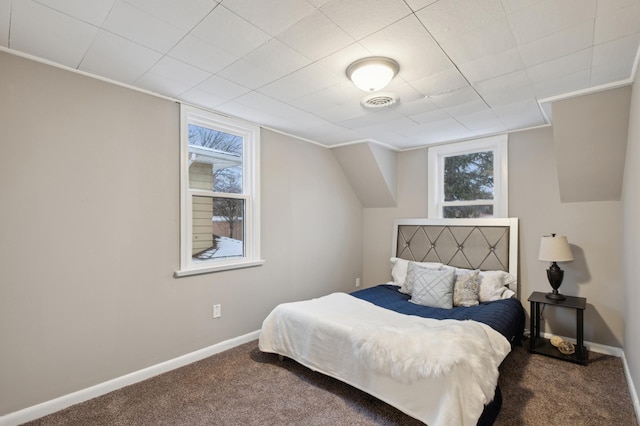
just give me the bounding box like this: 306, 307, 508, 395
25, 340, 637, 425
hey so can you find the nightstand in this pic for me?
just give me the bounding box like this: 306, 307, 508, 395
527, 291, 588, 365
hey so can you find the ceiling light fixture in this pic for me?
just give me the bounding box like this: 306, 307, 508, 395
346, 57, 399, 93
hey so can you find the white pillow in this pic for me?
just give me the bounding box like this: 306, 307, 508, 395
408, 264, 456, 309
441, 266, 517, 302
478, 270, 516, 302
390, 257, 443, 294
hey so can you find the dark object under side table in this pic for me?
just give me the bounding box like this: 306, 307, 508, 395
528, 291, 588, 365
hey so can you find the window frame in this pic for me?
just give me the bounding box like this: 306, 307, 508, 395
427, 134, 508, 219
175, 105, 263, 277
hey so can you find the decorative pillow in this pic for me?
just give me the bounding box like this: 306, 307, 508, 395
407, 263, 456, 309
390, 258, 443, 294
478, 270, 517, 302
453, 270, 480, 307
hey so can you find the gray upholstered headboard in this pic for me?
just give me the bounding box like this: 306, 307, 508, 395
392, 218, 519, 279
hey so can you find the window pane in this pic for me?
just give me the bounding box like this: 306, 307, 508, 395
443, 205, 493, 218
444, 151, 493, 202
192, 196, 244, 262
188, 124, 243, 193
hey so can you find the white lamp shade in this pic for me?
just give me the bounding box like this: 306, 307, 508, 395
346, 57, 399, 92
538, 235, 574, 262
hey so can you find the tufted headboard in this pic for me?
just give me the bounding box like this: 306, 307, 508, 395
392, 218, 519, 293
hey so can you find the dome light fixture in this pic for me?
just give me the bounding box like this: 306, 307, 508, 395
346, 57, 399, 93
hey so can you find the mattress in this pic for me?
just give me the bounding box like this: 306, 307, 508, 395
259, 289, 524, 425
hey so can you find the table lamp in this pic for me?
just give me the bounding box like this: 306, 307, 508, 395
538, 234, 574, 300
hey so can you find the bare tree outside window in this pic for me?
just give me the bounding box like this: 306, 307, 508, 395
188, 124, 245, 260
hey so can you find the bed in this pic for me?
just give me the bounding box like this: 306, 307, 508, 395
259, 218, 525, 425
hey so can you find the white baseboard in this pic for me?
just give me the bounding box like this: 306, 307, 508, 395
0, 330, 261, 426
524, 329, 623, 356
621, 351, 640, 426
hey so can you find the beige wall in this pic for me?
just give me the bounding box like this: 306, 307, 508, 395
0, 51, 362, 415
622, 66, 640, 407
362, 120, 625, 348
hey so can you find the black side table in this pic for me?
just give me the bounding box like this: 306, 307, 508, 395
528, 291, 588, 365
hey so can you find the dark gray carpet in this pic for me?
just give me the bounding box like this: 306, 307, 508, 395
25, 340, 637, 425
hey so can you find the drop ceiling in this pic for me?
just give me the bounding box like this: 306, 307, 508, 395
2, 0, 639, 150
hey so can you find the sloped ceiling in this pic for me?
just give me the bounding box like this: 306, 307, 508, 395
552, 86, 631, 202
332, 142, 397, 207
2, 0, 640, 150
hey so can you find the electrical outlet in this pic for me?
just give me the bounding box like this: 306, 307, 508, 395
213, 304, 221, 318
355, 277, 361, 288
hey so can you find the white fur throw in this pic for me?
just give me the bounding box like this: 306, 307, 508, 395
350, 319, 508, 401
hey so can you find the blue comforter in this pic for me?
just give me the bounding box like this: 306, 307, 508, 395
351, 284, 525, 346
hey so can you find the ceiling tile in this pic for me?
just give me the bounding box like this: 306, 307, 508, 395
594, 1, 640, 45
507, 0, 596, 45
404, 0, 439, 12
454, 107, 508, 133
103, 1, 186, 52
443, 96, 489, 117
320, 0, 412, 40
313, 41, 372, 77
356, 117, 421, 136
499, 0, 545, 15
169, 35, 237, 74
79, 30, 162, 83
525, 49, 592, 84
190, 5, 270, 60
34, 0, 116, 26
408, 68, 469, 96
276, 9, 355, 61
402, 119, 474, 145
394, 97, 440, 117
258, 61, 343, 103
307, 0, 331, 7
596, 0, 638, 15
416, 0, 506, 42
135, 56, 211, 97
359, 15, 454, 80
297, 127, 361, 145
122, 0, 219, 31
289, 81, 362, 114
474, 70, 536, 106
312, 101, 370, 123
590, 33, 640, 84
492, 98, 545, 129
337, 108, 405, 129
222, 0, 316, 36
217, 38, 311, 89
439, 20, 516, 64
532, 69, 591, 98
179, 75, 250, 109
457, 48, 524, 83
409, 108, 451, 125
518, 20, 593, 67
426, 86, 484, 109
10, 0, 98, 68
224, 91, 328, 129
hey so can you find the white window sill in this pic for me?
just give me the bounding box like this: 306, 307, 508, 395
174, 259, 265, 278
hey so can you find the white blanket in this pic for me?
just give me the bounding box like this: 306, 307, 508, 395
259, 292, 511, 426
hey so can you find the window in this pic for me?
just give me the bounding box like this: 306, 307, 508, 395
175, 105, 262, 277
428, 135, 508, 218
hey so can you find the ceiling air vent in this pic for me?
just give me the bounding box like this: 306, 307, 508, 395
361, 92, 398, 109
